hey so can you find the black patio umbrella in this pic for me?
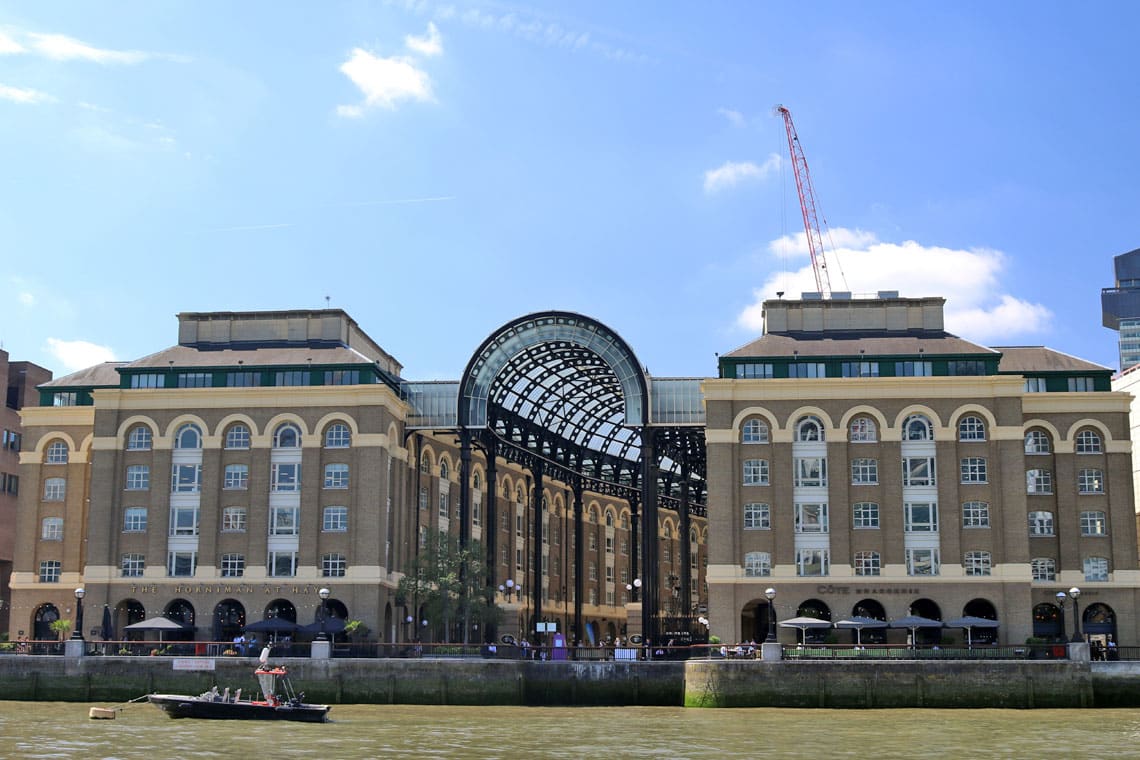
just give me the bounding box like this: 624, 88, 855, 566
298, 617, 347, 635
889, 615, 943, 644
243, 618, 300, 634
944, 616, 1000, 646
100, 604, 114, 642
834, 616, 888, 647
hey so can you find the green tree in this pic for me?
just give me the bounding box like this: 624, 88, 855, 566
49, 618, 73, 641
398, 531, 499, 644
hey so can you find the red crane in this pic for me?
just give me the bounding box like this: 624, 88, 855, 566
775, 104, 839, 298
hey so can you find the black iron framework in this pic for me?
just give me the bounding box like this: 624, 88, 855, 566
450, 312, 706, 648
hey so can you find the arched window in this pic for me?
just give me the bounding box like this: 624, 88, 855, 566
904, 414, 933, 441
324, 423, 351, 448
605, 511, 614, 527
742, 419, 769, 444
473, 472, 481, 490
849, 417, 877, 442
796, 415, 824, 442
958, 415, 986, 441
516, 486, 524, 503
224, 424, 250, 450
1076, 430, 1103, 454
128, 425, 153, 450
439, 460, 449, 479
45, 441, 69, 464
174, 423, 202, 449
273, 423, 300, 449
1024, 430, 1051, 454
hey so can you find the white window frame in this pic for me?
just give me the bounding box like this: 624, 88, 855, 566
270, 505, 300, 536
794, 457, 827, 487
271, 463, 301, 492
324, 463, 350, 489
903, 457, 935, 487
225, 424, 251, 450
743, 458, 769, 485
960, 457, 988, 484
1028, 511, 1054, 536
223, 464, 248, 490
268, 550, 297, 577
794, 503, 829, 534
851, 458, 878, 485
742, 419, 769, 444
125, 465, 150, 491
167, 550, 197, 577
221, 553, 245, 578
43, 477, 66, 501
322, 553, 347, 577
1076, 430, 1103, 454
1080, 510, 1107, 536
46, 441, 69, 464
1031, 557, 1056, 581
795, 548, 829, 577
123, 507, 148, 533
962, 501, 990, 528
171, 464, 202, 493
957, 415, 986, 441
849, 417, 878, 442
744, 551, 771, 577
1026, 469, 1053, 495
964, 551, 992, 576
743, 503, 770, 530
1024, 430, 1051, 454
853, 551, 880, 576
127, 426, 153, 450
169, 504, 200, 536
852, 502, 879, 529
323, 506, 348, 532
121, 553, 145, 577
221, 507, 247, 533
1084, 556, 1108, 581
905, 547, 940, 576
39, 560, 61, 583
904, 502, 939, 533
324, 423, 351, 448
41, 517, 63, 541
1078, 469, 1104, 494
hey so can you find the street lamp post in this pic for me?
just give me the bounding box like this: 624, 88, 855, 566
405, 615, 413, 642
498, 578, 515, 601
72, 588, 86, 640
625, 578, 641, 602
1069, 587, 1083, 643
764, 588, 777, 643
317, 588, 330, 641
1055, 591, 1068, 642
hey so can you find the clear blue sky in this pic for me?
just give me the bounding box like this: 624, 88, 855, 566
2, 1, 1138, 381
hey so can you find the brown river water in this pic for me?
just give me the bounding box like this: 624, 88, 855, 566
3, 702, 1139, 759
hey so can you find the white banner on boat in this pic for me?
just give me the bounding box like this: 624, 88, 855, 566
172, 658, 216, 671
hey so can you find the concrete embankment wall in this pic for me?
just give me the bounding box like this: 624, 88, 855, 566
2, 656, 1137, 708
684, 660, 1095, 708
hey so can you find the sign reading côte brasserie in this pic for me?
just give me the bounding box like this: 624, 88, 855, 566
814, 585, 924, 596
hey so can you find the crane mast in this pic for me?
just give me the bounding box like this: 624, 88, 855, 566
776, 104, 833, 298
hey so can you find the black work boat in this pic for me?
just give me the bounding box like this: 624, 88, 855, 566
149, 658, 330, 723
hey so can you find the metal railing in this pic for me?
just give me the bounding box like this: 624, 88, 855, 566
780, 644, 1069, 660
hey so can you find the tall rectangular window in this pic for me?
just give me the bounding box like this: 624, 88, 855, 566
796, 549, 829, 577
171, 464, 202, 493
906, 548, 940, 576
794, 503, 829, 533
1068, 377, 1096, 392
903, 457, 935, 487
270, 506, 300, 535
794, 457, 827, 487
324, 370, 360, 386
268, 551, 297, 577
948, 361, 986, 376
130, 373, 164, 389
170, 505, 200, 536
167, 551, 197, 577
271, 463, 300, 492
1024, 377, 1047, 393
904, 502, 938, 532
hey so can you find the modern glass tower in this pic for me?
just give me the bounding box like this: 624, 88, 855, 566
1102, 247, 1140, 371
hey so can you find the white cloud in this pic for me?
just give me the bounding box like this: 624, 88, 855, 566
26, 32, 149, 64
0, 83, 55, 104
18, 292, 35, 307
405, 22, 443, 56
0, 30, 25, 54
703, 154, 782, 194
338, 48, 434, 114
735, 228, 1053, 343
45, 338, 116, 371
717, 107, 744, 127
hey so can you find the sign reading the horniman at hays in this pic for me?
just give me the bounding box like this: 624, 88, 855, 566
124, 584, 325, 596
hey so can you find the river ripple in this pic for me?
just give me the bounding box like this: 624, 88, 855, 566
3, 702, 1140, 759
